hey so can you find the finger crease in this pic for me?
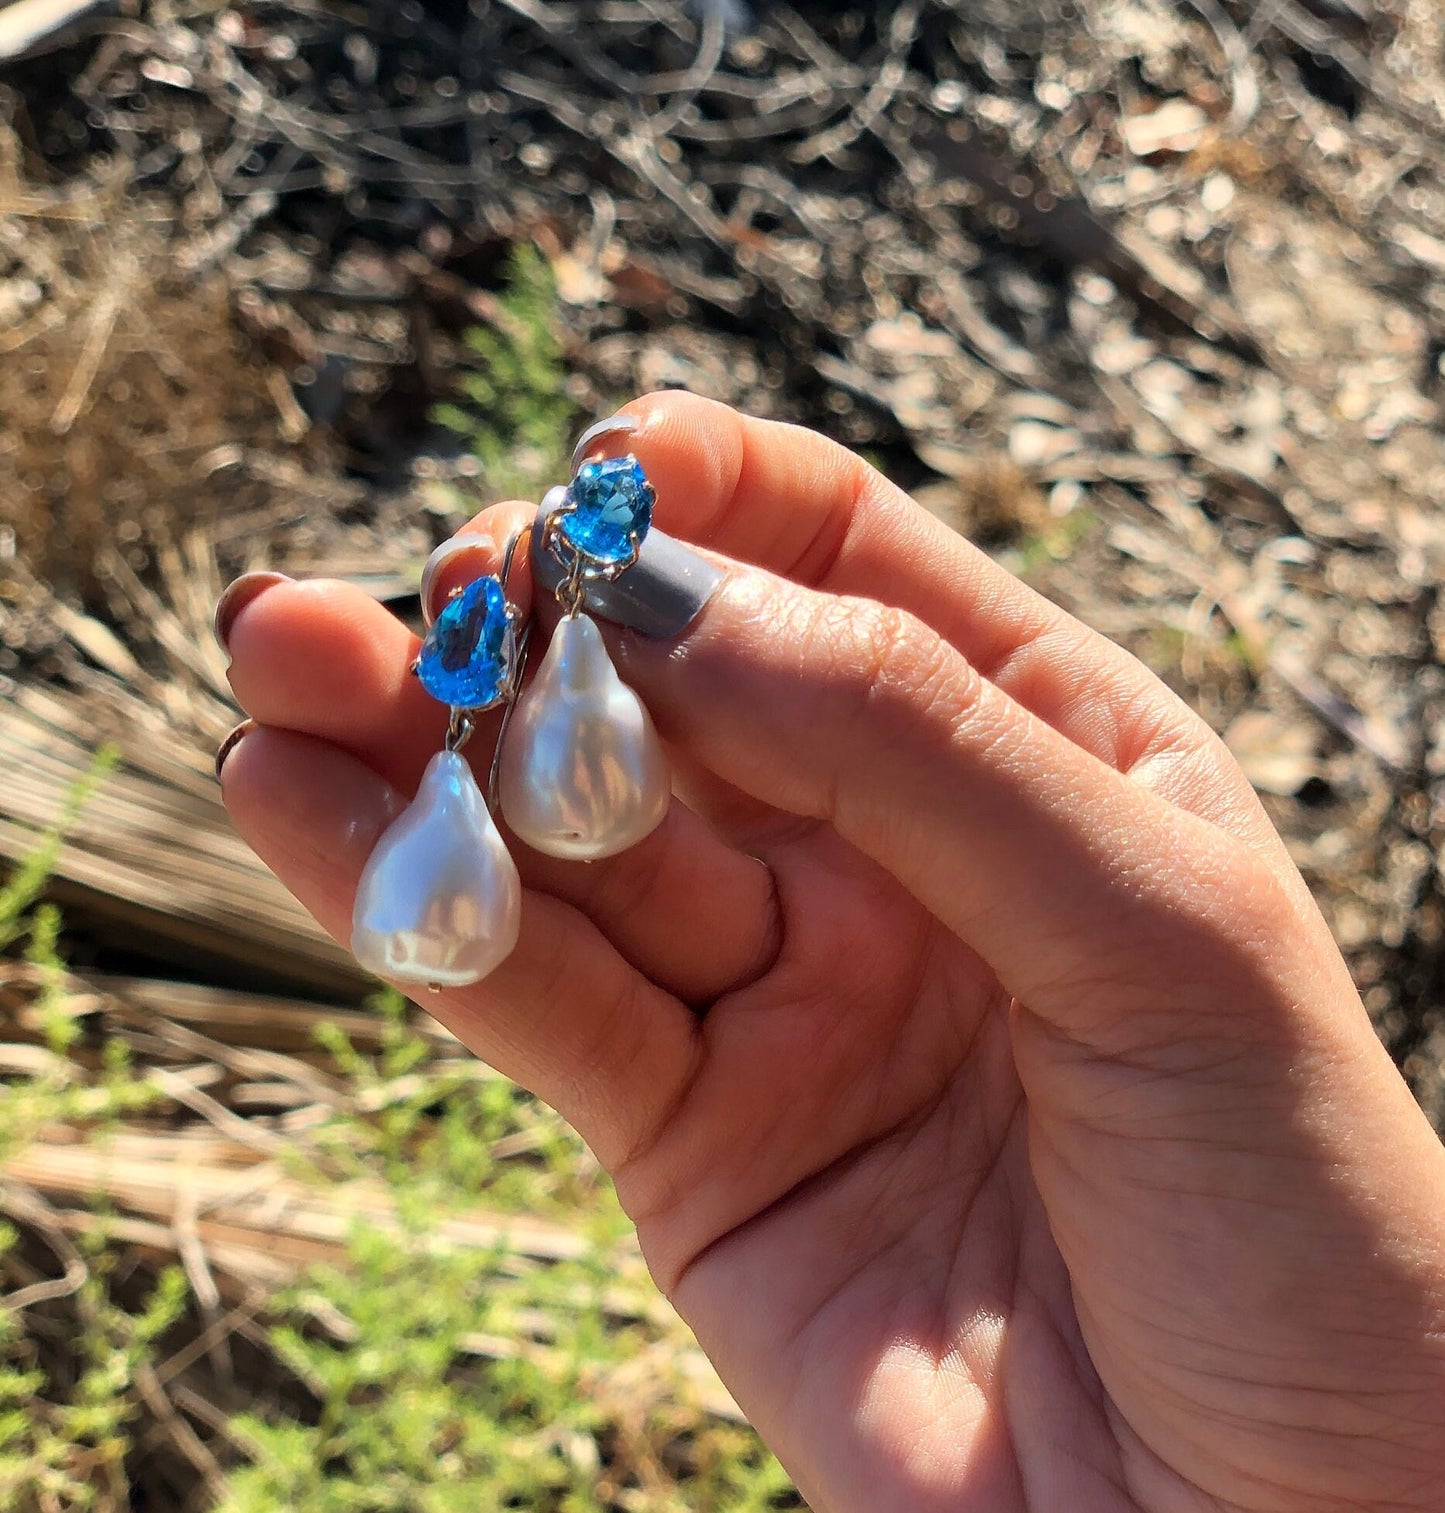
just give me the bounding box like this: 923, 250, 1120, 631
691, 854, 787, 1014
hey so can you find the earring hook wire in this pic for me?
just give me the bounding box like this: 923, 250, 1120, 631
487, 524, 535, 814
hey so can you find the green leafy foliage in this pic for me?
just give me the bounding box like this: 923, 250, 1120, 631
0, 1251, 188, 1513
0, 745, 116, 956
223, 995, 799, 1513
0, 752, 155, 1169
0, 751, 180, 1513
433, 245, 579, 498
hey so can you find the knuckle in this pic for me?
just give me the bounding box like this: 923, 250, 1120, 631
1224, 849, 1305, 939
1173, 831, 1306, 964
1116, 689, 1205, 772
773, 591, 992, 835
794, 592, 974, 732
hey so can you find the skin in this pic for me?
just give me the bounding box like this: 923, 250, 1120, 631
221, 393, 1445, 1512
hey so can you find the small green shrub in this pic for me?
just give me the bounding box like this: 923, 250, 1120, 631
0, 1254, 188, 1513
433, 245, 580, 499
0, 750, 182, 1513
224, 996, 800, 1512
0, 746, 116, 955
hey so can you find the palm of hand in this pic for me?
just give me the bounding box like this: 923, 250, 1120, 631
615, 821, 1205, 1513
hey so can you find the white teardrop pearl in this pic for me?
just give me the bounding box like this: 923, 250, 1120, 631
351, 751, 521, 987
499, 614, 669, 860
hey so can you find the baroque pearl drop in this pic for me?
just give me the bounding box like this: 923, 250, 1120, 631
500, 614, 669, 860
351, 751, 521, 987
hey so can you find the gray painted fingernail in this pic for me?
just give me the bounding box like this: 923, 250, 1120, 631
529, 502, 723, 639
570, 413, 639, 475
420, 531, 493, 626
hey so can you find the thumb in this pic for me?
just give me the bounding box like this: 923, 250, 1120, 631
611, 559, 1328, 1045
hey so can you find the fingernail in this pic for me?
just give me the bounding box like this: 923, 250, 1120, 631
570, 412, 640, 474
420, 532, 493, 626
215, 719, 256, 780
214, 572, 291, 654
529, 506, 724, 639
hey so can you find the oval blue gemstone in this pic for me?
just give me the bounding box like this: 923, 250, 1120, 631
558, 455, 654, 565
416, 576, 511, 709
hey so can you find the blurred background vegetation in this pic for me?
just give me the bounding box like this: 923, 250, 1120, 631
2, 0, 1444, 1507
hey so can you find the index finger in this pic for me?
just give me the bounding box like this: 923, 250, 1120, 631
476, 395, 1278, 853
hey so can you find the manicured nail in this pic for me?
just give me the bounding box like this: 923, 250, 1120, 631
570, 413, 639, 475
529, 504, 724, 639
214, 572, 291, 654
420, 532, 493, 626
215, 719, 256, 780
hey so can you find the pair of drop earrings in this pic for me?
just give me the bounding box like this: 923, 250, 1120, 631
350, 429, 669, 991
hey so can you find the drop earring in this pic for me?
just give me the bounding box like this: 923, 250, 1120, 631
350, 539, 531, 989
498, 436, 670, 860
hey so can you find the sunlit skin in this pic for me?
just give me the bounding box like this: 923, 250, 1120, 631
221, 393, 1445, 1512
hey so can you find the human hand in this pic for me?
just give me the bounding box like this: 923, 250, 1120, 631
219, 393, 1445, 1512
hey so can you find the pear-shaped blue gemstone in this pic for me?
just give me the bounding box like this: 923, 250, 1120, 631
558, 456, 654, 565
416, 575, 511, 709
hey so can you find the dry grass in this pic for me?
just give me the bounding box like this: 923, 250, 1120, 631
0, 118, 395, 993
0, 120, 331, 599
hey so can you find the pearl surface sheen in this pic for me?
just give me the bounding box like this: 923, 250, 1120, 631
499, 614, 669, 860
351, 751, 521, 987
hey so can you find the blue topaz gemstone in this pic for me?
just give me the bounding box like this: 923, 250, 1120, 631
557, 455, 654, 565
416, 575, 511, 709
